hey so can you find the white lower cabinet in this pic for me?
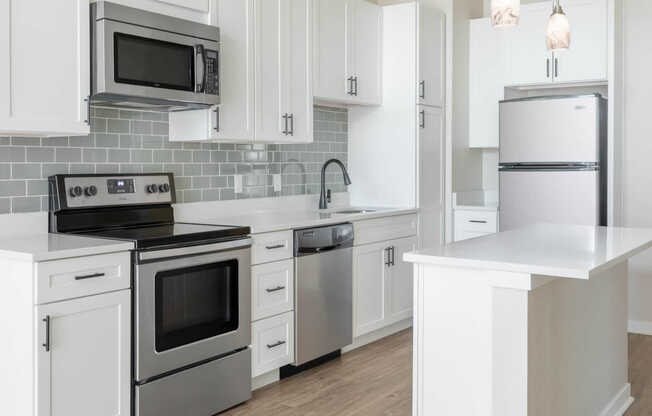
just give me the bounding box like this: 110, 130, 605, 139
453, 209, 498, 242
251, 311, 295, 377
36, 290, 131, 416
251, 259, 294, 321
353, 235, 417, 337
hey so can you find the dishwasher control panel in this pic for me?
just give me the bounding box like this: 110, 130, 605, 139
294, 223, 354, 256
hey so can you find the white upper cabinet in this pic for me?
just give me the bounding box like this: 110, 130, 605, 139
507, 3, 552, 86
553, 0, 608, 83
170, 0, 255, 142
468, 18, 508, 148
506, 0, 607, 86
313, 0, 382, 106
417, 0, 445, 108
0, 0, 90, 136
255, 0, 313, 143
97, 0, 217, 25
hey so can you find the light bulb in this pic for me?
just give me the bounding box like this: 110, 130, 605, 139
546, 2, 571, 51
491, 0, 520, 27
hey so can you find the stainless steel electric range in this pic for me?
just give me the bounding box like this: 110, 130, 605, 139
49, 173, 252, 416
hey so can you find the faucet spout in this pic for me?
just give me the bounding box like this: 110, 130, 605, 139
319, 158, 352, 210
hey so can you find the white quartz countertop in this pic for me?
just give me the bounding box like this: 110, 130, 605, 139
183, 206, 418, 234
0, 233, 134, 262
404, 223, 652, 279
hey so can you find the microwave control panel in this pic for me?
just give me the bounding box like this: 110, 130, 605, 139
205, 49, 219, 96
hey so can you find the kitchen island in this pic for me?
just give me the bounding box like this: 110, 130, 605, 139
404, 224, 652, 416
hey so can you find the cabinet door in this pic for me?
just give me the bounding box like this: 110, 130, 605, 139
36, 291, 130, 416
417, 0, 444, 108
387, 236, 417, 323
353, 241, 390, 337
0, 0, 90, 136
507, 3, 553, 86
468, 18, 506, 148
351, 0, 383, 105
418, 106, 444, 250
285, 0, 314, 143
213, 0, 255, 141
553, 0, 607, 83
313, 0, 349, 101
255, 0, 313, 144
99, 0, 214, 24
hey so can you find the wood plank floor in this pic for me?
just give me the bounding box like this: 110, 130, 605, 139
222, 330, 652, 415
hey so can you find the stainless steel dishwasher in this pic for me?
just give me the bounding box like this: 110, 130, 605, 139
292, 223, 354, 366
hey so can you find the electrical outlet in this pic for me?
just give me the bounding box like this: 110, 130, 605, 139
273, 174, 282, 192
234, 175, 243, 194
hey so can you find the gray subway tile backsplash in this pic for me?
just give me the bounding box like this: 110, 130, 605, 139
0, 105, 348, 213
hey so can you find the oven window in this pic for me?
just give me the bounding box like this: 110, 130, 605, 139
155, 260, 239, 352
114, 33, 195, 91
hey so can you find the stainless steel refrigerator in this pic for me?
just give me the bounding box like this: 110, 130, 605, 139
499, 94, 607, 231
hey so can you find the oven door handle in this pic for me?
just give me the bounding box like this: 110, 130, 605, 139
138, 238, 252, 262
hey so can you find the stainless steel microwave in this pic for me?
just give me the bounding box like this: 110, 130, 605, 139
91, 2, 220, 110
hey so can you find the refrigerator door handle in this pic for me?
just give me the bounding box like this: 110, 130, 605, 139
499, 162, 599, 172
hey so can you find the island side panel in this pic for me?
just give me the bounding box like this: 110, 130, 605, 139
413, 264, 493, 415
527, 261, 631, 416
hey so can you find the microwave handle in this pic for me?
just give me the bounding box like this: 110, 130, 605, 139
195, 44, 207, 93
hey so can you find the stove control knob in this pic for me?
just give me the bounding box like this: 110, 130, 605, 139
70, 186, 83, 198
146, 184, 158, 194
84, 185, 98, 197
158, 183, 170, 193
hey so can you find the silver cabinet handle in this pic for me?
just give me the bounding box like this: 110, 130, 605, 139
547, 58, 550, 78
43, 315, 51, 352
385, 247, 392, 266
266, 286, 286, 293
390, 246, 395, 266
266, 340, 286, 349
419, 110, 425, 129
469, 220, 487, 224
419, 80, 425, 99
288, 114, 294, 136
282, 113, 288, 135
75, 272, 105, 280
353, 76, 358, 96
213, 107, 220, 132
347, 76, 354, 95
84, 96, 91, 125
554, 58, 559, 78
265, 244, 285, 250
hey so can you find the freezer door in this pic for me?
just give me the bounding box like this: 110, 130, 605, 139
499, 95, 602, 164
499, 170, 600, 231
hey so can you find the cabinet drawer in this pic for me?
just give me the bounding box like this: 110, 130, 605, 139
251, 311, 294, 377
252, 231, 293, 265
454, 210, 498, 233
354, 214, 417, 246
35, 252, 131, 304
252, 259, 294, 321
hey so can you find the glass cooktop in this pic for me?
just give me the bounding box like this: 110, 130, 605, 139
78, 222, 250, 250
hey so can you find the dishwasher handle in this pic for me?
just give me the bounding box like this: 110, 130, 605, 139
298, 243, 342, 254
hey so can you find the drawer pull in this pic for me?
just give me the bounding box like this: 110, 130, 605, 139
75, 272, 106, 281
469, 220, 488, 224
42, 315, 51, 352
266, 285, 286, 293
266, 340, 286, 349
265, 244, 285, 250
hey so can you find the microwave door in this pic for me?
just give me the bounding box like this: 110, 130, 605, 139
93, 19, 219, 107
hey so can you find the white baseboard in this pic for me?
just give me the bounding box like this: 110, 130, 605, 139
599, 383, 634, 416
252, 369, 279, 391
628, 319, 652, 336
342, 318, 412, 354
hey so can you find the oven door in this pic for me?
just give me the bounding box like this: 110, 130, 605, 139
93, 18, 219, 107
135, 239, 251, 382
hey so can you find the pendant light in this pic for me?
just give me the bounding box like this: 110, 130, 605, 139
546, 0, 571, 51
491, 0, 520, 27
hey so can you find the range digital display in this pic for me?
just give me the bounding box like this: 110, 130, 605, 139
107, 179, 135, 194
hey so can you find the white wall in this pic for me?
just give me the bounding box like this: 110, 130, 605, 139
452, 0, 485, 193
621, 0, 652, 333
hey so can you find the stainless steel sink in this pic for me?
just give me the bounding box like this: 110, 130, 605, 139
332, 209, 377, 215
